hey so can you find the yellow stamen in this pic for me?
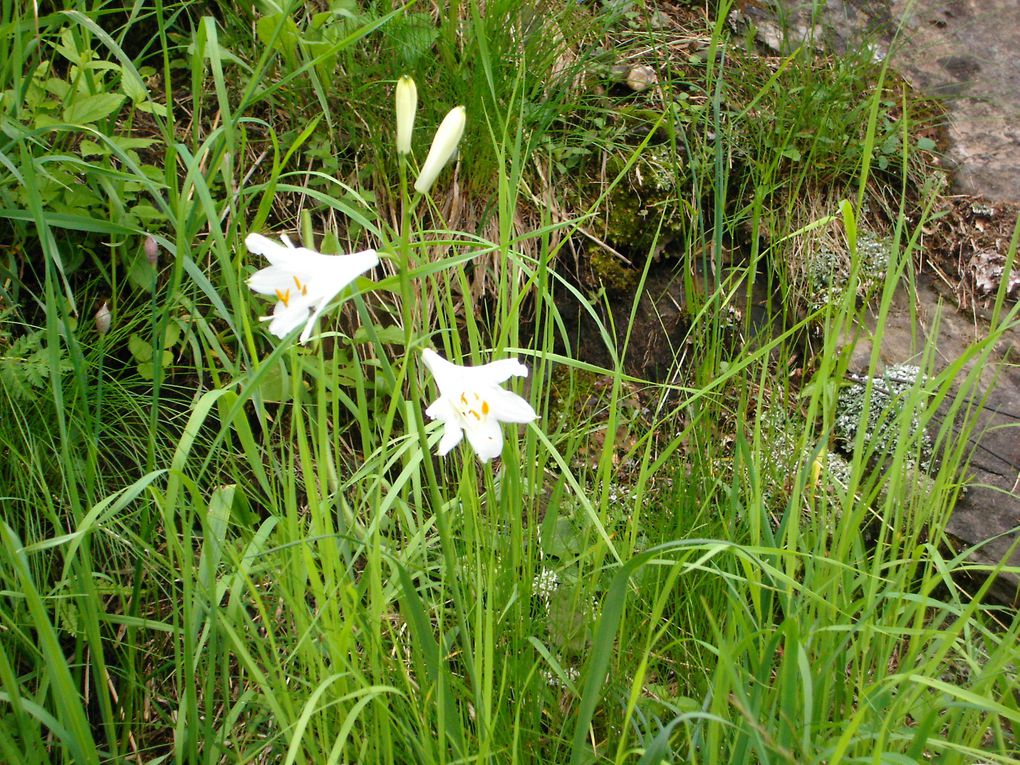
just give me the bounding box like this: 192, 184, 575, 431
481, 400, 490, 415
293, 275, 308, 296
470, 410, 481, 420
275, 288, 291, 307
460, 392, 469, 406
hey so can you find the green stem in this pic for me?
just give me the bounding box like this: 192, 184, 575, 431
398, 156, 480, 724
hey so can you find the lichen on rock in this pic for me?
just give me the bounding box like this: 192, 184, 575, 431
798, 226, 891, 313
835, 362, 934, 473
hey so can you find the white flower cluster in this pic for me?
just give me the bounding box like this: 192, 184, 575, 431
541, 665, 580, 691
241, 77, 536, 463
532, 568, 559, 605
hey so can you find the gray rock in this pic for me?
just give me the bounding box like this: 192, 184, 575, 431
847, 275, 1019, 605
737, 0, 1020, 603
740, 0, 1020, 201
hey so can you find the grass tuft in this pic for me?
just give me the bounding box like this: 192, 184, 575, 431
0, 1, 1016, 763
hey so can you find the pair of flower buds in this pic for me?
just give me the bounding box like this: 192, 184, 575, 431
395, 75, 466, 195
246, 75, 465, 343
243, 77, 536, 462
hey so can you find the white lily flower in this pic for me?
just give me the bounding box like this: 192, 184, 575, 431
245, 233, 378, 344
422, 348, 538, 463
395, 75, 417, 155
414, 105, 466, 194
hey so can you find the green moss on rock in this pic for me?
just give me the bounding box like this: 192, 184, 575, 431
603, 143, 686, 256
589, 248, 638, 293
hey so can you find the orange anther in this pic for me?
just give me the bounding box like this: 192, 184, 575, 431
275, 288, 291, 307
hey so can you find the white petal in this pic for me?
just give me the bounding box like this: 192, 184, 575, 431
298, 250, 378, 303
485, 387, 538, 424
422, 348, 529, 394
464, 418, 504, 463
298, 296, 331, 344
246, 234, 328, 273
294, 249, 374, 342
320, 249, 379, 287
265, 300, 311, 339
437, 423, 464, 456
245, 233, 282, 257
467, 357, 529, 387
247, 232, 378, 281
425, 396, 456, 422
258, 241, 327, 271
247, 265, 294, 295
421, 349, 462, 396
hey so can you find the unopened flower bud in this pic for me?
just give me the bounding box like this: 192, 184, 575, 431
395, 75, 417, 155
145, 235, 159, 266
94, 301, 111, 336
414, 105, 466, 194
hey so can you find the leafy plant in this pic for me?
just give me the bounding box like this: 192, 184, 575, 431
0, 314, 70, 403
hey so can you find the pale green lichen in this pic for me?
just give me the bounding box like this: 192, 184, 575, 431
835, 363, 933, 472
803, 228, 890, 312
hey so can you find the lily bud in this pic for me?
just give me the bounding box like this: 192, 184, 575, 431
94, 301, 112, 336
395, 75, 417, 155
145, 235, 159, 266
414, 105, 466, 194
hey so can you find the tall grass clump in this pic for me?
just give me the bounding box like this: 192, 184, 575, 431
0, 0, 1016, 763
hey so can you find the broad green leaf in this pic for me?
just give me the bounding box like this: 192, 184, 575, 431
131, 203, 164, 223
249, 361, 292, 403
164, 322, 181, 348
109, 135, 157, 152
136, 100, 167, 117
137, 352, 172, 380
121, 70, 148, 103
63, 93, 125, 124
547, 586, 590, 657
34, 113, 62, 130
126, 249, 157, 291
78, 139, 105, 157
128, 333, 152, 363
256, 13, 300, 61
45, 77, 70, 99
352, 324, 404, 345
55, 29, 84, 66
